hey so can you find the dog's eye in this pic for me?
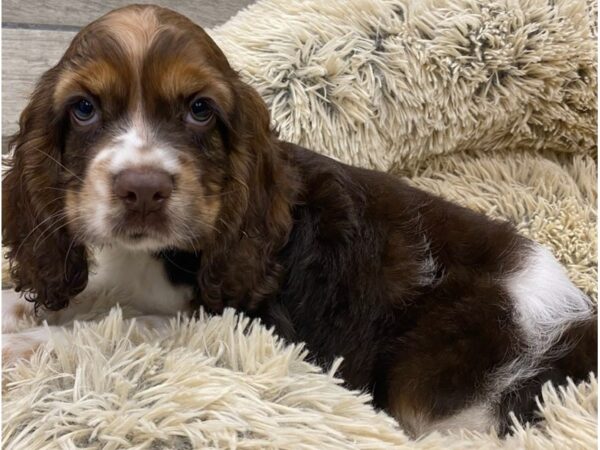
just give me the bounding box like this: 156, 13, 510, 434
187, 98, 214, 125
71, 99, 97, 123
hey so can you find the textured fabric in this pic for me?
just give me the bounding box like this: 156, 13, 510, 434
213, 0, 597, 171
2, 308, 597, 449
3, 0, 597, 448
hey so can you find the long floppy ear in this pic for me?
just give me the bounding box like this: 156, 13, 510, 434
197, 79, 299, 312
2, 67, 88, 311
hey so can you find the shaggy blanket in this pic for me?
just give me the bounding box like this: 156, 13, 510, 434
3, 0, 597, 448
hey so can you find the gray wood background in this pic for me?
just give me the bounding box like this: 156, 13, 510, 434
2, 0, 255, 150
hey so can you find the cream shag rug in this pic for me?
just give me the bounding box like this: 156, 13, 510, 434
3, 0, 597, 448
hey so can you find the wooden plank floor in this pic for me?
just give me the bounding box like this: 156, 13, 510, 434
2, 0, 255, 150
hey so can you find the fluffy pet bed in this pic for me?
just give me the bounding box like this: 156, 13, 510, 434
3, 0, 597, 448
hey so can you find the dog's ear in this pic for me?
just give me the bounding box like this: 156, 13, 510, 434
2, 67, 88, 311
197, 79, 299, 312
229, 80, 290, 226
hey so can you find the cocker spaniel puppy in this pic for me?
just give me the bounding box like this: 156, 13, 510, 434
2, 5, 596, 436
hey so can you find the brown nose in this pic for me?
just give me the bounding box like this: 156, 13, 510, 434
113, 169, 173, 213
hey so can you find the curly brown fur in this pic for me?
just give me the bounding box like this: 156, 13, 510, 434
194, 80, 301, 313
3, 67, 88, 311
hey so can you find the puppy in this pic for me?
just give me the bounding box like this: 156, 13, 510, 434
2, 5, 596, 436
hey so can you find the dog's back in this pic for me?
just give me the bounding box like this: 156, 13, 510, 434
263, 143, 597, 436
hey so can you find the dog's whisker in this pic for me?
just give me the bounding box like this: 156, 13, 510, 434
200, 189, 239, 199
31, 208, 85, 251
63, 235, 78, 281
12, 209, 71, 259
31, 147, 84, 183
40, 187, 78, 194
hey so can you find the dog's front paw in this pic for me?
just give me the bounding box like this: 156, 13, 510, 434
2, 328, 49, 367
2, 291, 36, 333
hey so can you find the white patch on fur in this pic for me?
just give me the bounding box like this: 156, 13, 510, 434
82, 126, 182, 242
120, 128, 143, 148
44, 245, 194, 326
506, 244, 593, 354
90, 246, 193, 315
488, 353, 544, 396
2, 245, 191, 367
425, 404, 496, 435
400, 403, 496, 436
95, 127, 181, 175
489, 244, 594, 397
417, 237, 439, 287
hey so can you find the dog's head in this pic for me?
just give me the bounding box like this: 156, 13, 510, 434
3, 5, 296, 311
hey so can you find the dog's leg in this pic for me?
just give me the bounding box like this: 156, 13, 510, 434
2, 290, 37, 333
2, 291, 49, 366
2, 326, 54, 366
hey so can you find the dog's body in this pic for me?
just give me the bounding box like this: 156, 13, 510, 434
2, 5, 596, 437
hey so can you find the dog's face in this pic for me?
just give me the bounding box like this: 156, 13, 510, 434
55, 6, 246, 251
3, 5, 290, 310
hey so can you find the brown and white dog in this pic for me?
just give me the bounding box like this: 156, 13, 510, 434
2, 5, 596, 436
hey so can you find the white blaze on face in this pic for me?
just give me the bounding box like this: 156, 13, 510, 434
95, 128, 180, 174
79, 126, 182, 246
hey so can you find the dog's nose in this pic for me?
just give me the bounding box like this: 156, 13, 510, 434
113, 169, 173, 213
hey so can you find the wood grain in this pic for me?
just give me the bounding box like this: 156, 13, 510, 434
2, 28, 76, 142
2, 0, 255, 29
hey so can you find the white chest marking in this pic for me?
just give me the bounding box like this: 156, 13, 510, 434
46, 246, 194, 325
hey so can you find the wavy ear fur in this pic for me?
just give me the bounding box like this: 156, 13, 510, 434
2, 67, 88, 311
197, 80, 300, 312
